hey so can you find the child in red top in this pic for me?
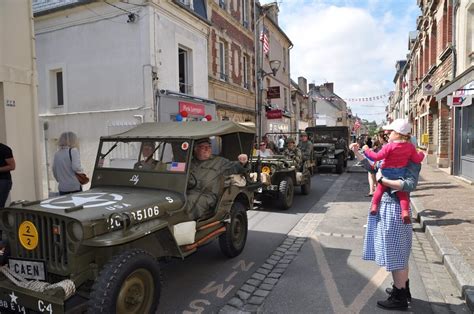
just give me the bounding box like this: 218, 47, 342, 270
364, 119, 425, 224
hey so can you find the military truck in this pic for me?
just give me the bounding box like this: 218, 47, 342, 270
305, 126, 351, 174
250, 155, 311, 210
0, 121, 257, 313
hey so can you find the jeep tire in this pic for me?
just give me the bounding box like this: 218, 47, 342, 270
89, 249, 161, 314
219, 202, 248, 257
278, 177, 294, 210
335, 154, 344, 174
301, 176, 311, 195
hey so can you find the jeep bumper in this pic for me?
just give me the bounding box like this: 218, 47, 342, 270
0, 279, 66, 313
319, 158, 338, 166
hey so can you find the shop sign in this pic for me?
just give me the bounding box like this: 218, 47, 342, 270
179, 102, 205, 116
267, 86, 281, 99
447, 95, 472, 107
266, 109, 282, 119
422, 82, 435, 95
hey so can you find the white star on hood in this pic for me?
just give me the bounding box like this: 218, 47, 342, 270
9, 291, 18, 304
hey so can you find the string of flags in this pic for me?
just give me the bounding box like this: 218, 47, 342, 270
312, 92, 394, 102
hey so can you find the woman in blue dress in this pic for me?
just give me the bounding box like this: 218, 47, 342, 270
351, 139, 422, 310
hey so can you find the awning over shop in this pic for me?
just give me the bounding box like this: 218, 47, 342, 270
436, 66, 474, 100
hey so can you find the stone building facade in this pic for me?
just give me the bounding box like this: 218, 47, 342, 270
208, 0, 256, 123
390, 0, 454, 168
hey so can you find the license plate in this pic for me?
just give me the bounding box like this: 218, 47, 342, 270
8, 258, 46, 281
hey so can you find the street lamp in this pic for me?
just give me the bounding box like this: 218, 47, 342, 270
257, 59, 281, 143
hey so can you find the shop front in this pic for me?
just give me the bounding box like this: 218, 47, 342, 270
157, 90, 217, 122
436, 66, 474, 181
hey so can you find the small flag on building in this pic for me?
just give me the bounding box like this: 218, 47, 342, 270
354, 120, 361, 130
260, 27, 270, 55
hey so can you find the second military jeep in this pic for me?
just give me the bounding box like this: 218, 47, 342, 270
306, 126, 350, 174
0, 121, 257, 313
250, 155, 311, 210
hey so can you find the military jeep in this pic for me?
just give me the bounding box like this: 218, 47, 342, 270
306, 126, 350, 174
250, 155, 311, 210
0, 121, 257, 313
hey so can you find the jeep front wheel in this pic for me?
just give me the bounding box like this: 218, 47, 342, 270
89, 249, 161, 314
219, 202, 248, 257
278, 177, 294, 210
335, 155, 344, 174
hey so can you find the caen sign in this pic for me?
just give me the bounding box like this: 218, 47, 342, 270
267, 86, 281, 99
266, 109, 283, 119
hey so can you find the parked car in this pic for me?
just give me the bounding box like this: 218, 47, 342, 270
0, 121, 257, 313
306, 126, 351, 174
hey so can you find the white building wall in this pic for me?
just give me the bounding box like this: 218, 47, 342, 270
33, 2, 209, 195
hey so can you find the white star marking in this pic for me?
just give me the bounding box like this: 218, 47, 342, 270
54, 194, 110, 207
9, 291, 18, 304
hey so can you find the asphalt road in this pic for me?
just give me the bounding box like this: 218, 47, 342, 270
157, 167, 335, 313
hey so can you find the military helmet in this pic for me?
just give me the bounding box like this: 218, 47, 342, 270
286, 137, 295, 144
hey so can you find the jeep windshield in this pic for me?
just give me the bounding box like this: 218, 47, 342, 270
97, 139, 190, 173
313, 132, 341, 142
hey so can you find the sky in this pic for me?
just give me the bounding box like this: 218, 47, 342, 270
262, 0, 420, 123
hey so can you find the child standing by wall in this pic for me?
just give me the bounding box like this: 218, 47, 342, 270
363, 119, 425, 224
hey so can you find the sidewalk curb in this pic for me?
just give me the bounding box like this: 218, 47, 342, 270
411, 197, 474, 312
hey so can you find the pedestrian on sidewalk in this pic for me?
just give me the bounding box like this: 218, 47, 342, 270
52, 132, 87, 195
350, 138, 422, 310
0, 142, 15, 208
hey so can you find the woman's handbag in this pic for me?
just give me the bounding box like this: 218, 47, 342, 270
75, 173, 90, 185
69, 148, 89, 185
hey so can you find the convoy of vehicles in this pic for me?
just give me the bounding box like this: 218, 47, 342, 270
0, 121, 359, 312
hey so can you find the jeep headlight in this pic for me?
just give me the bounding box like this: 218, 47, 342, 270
2, 212, 15, 229
68, 221, 84, 242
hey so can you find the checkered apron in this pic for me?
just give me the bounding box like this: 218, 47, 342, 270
362, 192, 412, 271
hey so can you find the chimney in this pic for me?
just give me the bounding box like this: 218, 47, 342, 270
298, 77, 307, 94
324, 82, 334, 93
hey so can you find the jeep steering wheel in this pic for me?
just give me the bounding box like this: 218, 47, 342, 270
188, 173, 197, 190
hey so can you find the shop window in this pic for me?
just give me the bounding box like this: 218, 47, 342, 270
462, 107, 474, 156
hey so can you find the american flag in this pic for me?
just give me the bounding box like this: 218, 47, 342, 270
354, 120, 361, 130
260, 27, 269, 55
168, 162, 186, 172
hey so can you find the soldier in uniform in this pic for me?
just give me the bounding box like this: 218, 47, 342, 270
297, 132, 313, 162
187, 138, 248, 220
282, 137, 302, 168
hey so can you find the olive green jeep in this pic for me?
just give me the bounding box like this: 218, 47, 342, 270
0, 121, 257, 313
250, 155, 311, 210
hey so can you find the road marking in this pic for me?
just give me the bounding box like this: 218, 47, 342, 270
310, 234, 389, 313
309, 235, 347, 313
348, 267, 389, 312
225, 271, 238, 282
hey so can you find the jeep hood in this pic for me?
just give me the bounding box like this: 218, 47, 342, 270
10, 187, 185, 222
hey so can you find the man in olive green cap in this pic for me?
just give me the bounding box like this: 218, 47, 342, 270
282, 137, 302, 167
297, 132, 313, 162
186, 138, 248, 220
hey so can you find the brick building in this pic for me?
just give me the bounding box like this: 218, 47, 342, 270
208, 0, 256, 123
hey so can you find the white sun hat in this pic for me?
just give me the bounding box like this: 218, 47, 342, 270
382, 119, 412, 135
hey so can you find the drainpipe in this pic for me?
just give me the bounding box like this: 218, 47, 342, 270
450, 0, 459, 174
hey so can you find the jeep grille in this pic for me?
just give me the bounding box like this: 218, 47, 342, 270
14, 212, 69, 273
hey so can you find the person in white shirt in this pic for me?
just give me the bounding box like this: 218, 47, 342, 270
256, 141, 273, 157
